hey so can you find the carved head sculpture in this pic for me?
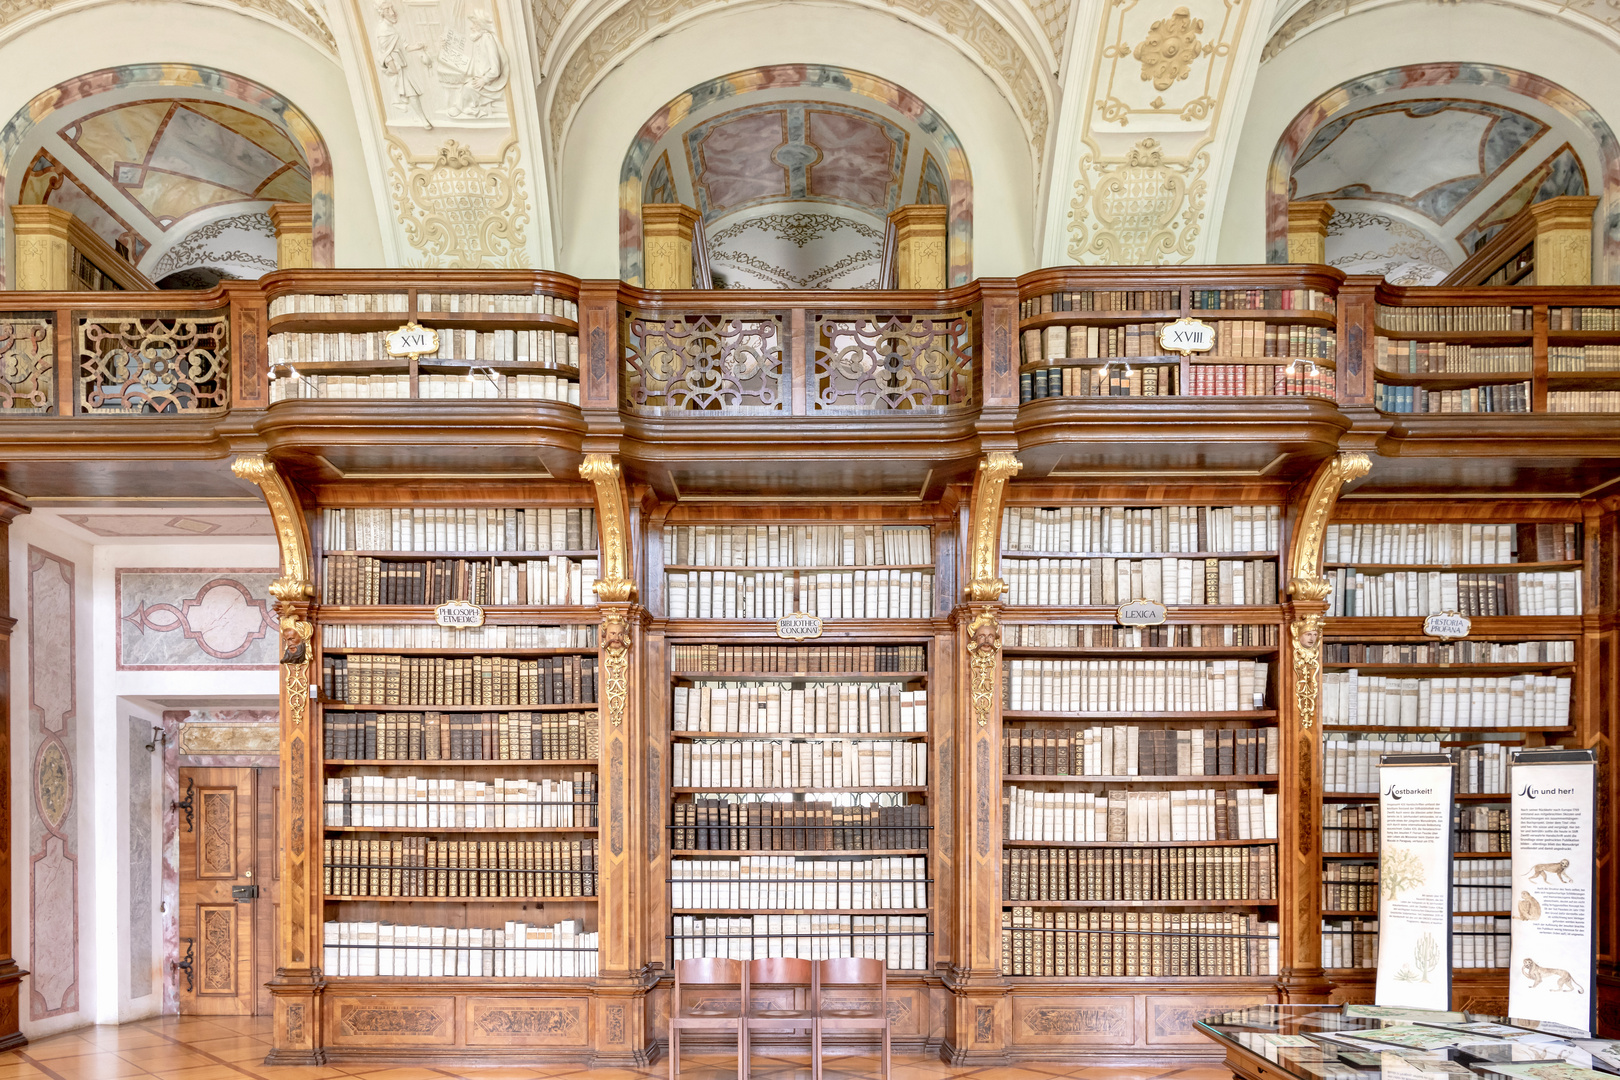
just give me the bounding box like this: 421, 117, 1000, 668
279, 620, 308, 665
968, 614, 999, 654
600, 616, 629, 653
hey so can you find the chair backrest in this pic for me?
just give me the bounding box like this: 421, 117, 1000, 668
675, 957, 745, 989
747, 957, 814, 988
816, 956, 885, 989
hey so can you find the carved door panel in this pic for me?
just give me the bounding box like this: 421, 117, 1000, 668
178, 767, 259, 1015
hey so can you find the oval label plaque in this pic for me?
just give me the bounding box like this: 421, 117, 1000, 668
1160, 317, 1216, 355
1423, 612, 1471, 640
1116, 599, 1168, 627
435, 601, 485, 628
386, 321, 440, 359
776, 613, 824, 640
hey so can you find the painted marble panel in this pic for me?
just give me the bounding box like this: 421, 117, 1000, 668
161, 711, 182, 1014
19, 151, 148, 262
805, 109, 903, 210
690, 110, 789, 213
916, 151, 947, 206
61, 514, 273, 538
644, 151, 677, 206
1458, 144, 1589, 253
129, 717, 155, 999
147, 106, 288, 195
28, 547, 78, 1021
116, 569, 278, 670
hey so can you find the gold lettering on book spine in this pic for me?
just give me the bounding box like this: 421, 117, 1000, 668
579, 454, 635, 602
966, 610, 1001, 727
966, 451, 1022, 602
601, 608, 630, 728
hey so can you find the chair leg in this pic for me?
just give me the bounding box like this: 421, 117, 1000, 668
881, 1023, 891, 1080
811, 1021, 821, 1080
670, 1027, 680, 1080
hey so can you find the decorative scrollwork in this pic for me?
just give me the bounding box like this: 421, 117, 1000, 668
1291, 609, 1325, 730
77, 314, 229, 413
623, 313, 786, 412
231, 456, 312, 604
966, 609, 1001, 727
812, 312, 975, 412
578, 455, 634, 602
600, 608, 631, 728
0, 318, 53, 411
967, 452, 1023, 602
282, 615, 313, 727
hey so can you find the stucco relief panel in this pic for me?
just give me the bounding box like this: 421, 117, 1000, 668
116, 569, 279, 670
29, 547, 78, 1020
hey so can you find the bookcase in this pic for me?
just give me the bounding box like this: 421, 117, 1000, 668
1315, 502, 1588, 1011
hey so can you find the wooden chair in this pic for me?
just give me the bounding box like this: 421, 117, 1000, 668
813, 957, 890, 1080
745, 958, 819, 1080
670, 958, 749, 1080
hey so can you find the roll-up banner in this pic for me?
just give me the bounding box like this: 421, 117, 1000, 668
1508, 747, 1597, 1033
1375, 752, 1455, 1010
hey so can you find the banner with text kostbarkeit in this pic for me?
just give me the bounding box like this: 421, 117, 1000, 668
1375, 753, 1455, 1011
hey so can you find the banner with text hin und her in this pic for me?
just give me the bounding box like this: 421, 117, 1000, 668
1375, 754, 1455, 1011
1509, 748, 1596, 1033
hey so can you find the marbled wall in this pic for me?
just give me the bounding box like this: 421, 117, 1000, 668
128, 716, 155, 1000
116, 569, 279, 670
28, 547, 77, 1020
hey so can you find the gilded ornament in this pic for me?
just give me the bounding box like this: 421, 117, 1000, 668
231, 455, 312, 602
578, 454, 635, 602
1133, 7, 1211, 91
966, 451, 1022, 602
281, 615, 313, 727
1290, 611, 1325, 730
966, 610, 1001, 727
600, 609, 631, 728
1286, 452, 1371, 587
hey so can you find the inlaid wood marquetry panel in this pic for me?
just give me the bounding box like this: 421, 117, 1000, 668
466, 998, 589, 1047
1145, 996, 1269, 1046
198, 790, 236, 879
328, 997, 455, 1046
1011, 996, 1134, 1045
197, 905, 237, 996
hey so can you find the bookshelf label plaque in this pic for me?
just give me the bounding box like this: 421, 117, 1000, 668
386, 321, 440, 359
1422, 612, 1470, 640
1115, 599, 1167, 627
435, 601, 485, 628
776, 613, 823, 640
1159, 318, 1215, 355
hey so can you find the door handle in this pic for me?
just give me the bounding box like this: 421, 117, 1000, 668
232, 885, 259, 902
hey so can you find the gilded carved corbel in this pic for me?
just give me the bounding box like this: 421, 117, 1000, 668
1286, 453, 1371, 727
966, 610, 1001, 727
232, 454, 313, 604
965, 452, 1022, 602
579, 454, 635, 602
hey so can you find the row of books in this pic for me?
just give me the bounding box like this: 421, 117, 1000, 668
322, 920, 597, 978
270, 373, 580, 403
1001, 504, 1281, 555
1321, 734, 1440, 794
321, 506, 597, 554
323, 710, 600, 762
1003, 786, 1278, 842
1031, 322, 1336, 365
1002, 844, 1276, 901
320, 623, 596, 650
668, 856, 928, 910
1375, 305, 1529, 331
1328, 568, 1582, 617
1373, 339, 1530, 374
1003, 726, 1278, 778
670, 915, 928, 969
322, 775, 598, 828
321, 654, 599, 707
419, 292, 578, 317
672, 644, 927, 674
1001, 622, 1278, 648
1453, 859, 1511, 911
1453, 916, 1510, 968
322, 837, 598, 897
269, 329, 577, 368
662, 523, 932, 568
1322, 863, 1377, 911
1548, 391, 1620, 411
665, 569, 935, 619
1192, 288, 1334, 312
1322, 804, 1511, 853
269, 292, 408, 315
1186, 364, 1335, 398
673, 684, 928, 733
1321, 919, 1378, 968
1003, 658, 1270, 713
1550, 306, 1620, 329
1321, 671, 1571, 728
1020, 363, 1179, 400
1322, 639, 1574, 664
670, 740, 928, 789
1003, 556, 1279, 607
1549, 345, 1620, 371
671, 800, 928, 851
1002, 910, 1279, 977
1021, 289, 1180, 315
321, 556, 598, 607
1324, 522, 1578, 564
1374, 382, 1530, 414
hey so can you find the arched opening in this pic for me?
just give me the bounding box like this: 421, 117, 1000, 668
619, 64, 971, 287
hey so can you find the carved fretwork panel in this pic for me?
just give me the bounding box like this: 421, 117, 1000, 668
812, 311, 975, 412
0, 318, 53, 411
77, 313, 229, 413
197, 905, 237, 996
328, 997, 455, 1046
198, 789, 236, 879
622, 312, 786, 413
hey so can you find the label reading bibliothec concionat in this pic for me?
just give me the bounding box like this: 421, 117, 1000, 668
776, 614, 824, 640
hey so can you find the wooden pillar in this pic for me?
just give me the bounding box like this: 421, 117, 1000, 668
1287, 202, 1334, 265
1527, 195, 1601, 285
11, 205, 152, 290
944, 452, 1020, 1063
1278, 452, 1369, 1004
268, 204, 314, 270
230, 455, 321, 1064
890, 205, 949, 289
641, 204, 701, 290
0, 493, 29, 1050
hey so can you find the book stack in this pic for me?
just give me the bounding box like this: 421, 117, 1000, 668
1003, 504, 1280, 553
672, 644, 926, 673
1321, 920, 1378, 968
671, 740, 927, 788
321, 624, 594, 650
1322, 639, 1574, 663
669, 856, 928, 909
1454, 858, 1510, 911
664, 523, 930, 566
323, 920, 596, 977
323, 774, 597, 827
1184, 364, 1334, 398
1376, 305, 1530, 331
1004, 659, 1270, 711
1020, 362, 1179, 401
1326, 568, 1582, 616
1003, 844, 1275, 901
1001, 622, 1278, 647
1325, 521, 1579, 563
1550, 305, 1620, 329
1550, 344, 1620, 370
269, 371, 580, 404
1019, 289, 1179, 317
1456, 805, 1510, 851
323, 506, 598, 552
1320, 671, 1571, 728
324, 837, 598, 896
1548, 391, 1620, 412
323, 555, 601, 605
1374, 382, 1529, 413
1322, 863, 1376, 911
322, 654, 599, 706
270, 293, 409, 315
1373, 339, 1530, 373
1003, 557, 1278, 606
1003, 786, 1277, 841
1003, 726, 1277, 776
673, 682, 926, 732
1190, 288, 1334, 311
1453, 917, 1510, 968
671, 800, 927, 850
324, 710, 600, 761
417, 292, 577, 318
666, 567, 934, 619
1001, 909, 1279, 976
670, 914, 928, 969
1322, 734, 1442, 792
1321, 805, 1379, 852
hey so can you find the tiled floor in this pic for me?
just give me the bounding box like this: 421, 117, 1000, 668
0, 1016, 1233, 1080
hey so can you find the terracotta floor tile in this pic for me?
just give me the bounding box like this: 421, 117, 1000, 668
343, 1070, 465, 1080
35, 1052, 155, 1079
118, 1047, 221, 1069
1071, 1070, 1177, 1080
0, 1064, 55, 1079
157, 1066, 262, 1080
1163, 1070, 1236, 1080
17, 1038, 101, 1061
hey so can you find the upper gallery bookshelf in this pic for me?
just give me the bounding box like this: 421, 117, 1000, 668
996, 496, 1284, 982
315, 502, 603, 984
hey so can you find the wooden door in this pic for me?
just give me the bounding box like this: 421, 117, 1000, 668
178, 767, 279, 1015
